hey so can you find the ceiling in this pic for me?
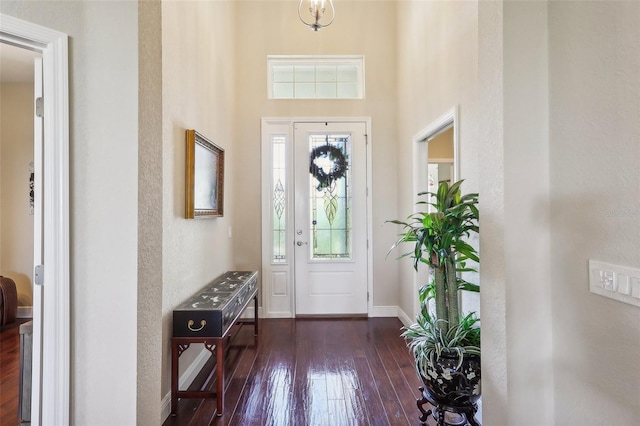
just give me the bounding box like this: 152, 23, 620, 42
0, 42, 39, 83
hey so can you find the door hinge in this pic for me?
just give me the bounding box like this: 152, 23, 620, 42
367, 292, 370, 302
34, 265, 44, 286
35, 97, 44, 118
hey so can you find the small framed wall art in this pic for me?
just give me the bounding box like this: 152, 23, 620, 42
185, 129, 224, 218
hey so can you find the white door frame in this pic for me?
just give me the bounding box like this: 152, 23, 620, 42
411, 106, 458, 320
261, 117, 373, 318
0, 14, 70, 426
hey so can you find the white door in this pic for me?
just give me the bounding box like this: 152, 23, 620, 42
293, 122, 368, 315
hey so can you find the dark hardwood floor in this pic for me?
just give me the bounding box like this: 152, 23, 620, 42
0, 320, 29, 426
1, 318, 435, 426
164, 318, 435, 426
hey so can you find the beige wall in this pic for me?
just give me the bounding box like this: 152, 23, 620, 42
549, 1, 640, 424
396, 0, 480, 326
159, 0, 237, 411
428, 127, 454, 159
138, 0, 163, 423
0, 82, 34, 306
233, 1, 399, 308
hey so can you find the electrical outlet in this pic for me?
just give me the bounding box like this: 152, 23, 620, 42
589, 260, 640, 307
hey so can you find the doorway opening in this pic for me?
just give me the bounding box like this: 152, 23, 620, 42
411, 107, 459, 320
0, 14, 70, 426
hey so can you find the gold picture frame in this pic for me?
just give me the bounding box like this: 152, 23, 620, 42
185, 129, 224, 218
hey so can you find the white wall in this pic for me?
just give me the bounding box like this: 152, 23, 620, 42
0, 82, 34, 306
0, 1, 139, 424
479, 0, 640, 424
549, 1, 640, 424
503, 1, 555, 423
477, 2, 508, 422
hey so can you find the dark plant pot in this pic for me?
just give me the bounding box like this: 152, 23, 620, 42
417, 351, 481, 408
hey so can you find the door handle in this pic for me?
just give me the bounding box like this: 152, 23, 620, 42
296, 241, 308, 246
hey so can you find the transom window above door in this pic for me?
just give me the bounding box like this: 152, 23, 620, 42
267, 55, 365, 99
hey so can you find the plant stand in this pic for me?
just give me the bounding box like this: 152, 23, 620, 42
417, 386, 481, 426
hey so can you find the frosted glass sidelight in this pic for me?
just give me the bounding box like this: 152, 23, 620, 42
272, 135, 287, 263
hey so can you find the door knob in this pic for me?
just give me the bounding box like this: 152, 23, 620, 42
296, 241, 308, 246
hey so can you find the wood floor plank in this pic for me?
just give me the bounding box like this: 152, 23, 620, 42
352, 354, 392, 426
361, 329, 411, 424
0, 320, 30, 426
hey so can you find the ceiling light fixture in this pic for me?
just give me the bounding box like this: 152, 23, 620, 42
298, 0, 335, 32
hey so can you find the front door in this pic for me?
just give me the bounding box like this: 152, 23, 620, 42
293, 122, 368, 315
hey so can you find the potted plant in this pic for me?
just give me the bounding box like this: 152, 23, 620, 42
388, 180, 481, 422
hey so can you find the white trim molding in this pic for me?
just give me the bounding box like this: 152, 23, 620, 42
0, 14, 70, 426
369, 305, 400, 318
396, 306, 413, 328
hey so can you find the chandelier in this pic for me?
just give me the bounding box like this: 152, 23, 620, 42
298, 0, 335, 32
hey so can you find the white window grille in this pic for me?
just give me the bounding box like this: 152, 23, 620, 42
267, 55, 365, 99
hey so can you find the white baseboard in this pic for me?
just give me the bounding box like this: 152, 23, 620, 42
264, 311, 293, 318
17, 306, 33, 318
160, 346, 211, 422
369, 305, 399, 318
396, 306, 413, 328
239, 305, 263, 319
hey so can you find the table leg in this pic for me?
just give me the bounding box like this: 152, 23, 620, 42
170, 340, 178, 415
254, 295, 259, 341
216, 338, 225, 416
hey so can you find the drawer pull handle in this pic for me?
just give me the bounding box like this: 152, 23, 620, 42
187, 319, 206, 332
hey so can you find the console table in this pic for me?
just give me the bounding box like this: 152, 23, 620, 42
170, 271, 259, 417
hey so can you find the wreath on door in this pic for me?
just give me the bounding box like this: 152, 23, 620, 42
309, 143, 348, 226
309, 145, 348, 191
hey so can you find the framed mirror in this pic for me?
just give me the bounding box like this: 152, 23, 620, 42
185, 130, 225, 218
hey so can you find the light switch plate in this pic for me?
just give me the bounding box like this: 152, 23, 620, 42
589, 260, 640, 307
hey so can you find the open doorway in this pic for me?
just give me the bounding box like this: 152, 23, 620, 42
411, 107, 459, 319
0, 41, 40, 426
1, 14, 70, 426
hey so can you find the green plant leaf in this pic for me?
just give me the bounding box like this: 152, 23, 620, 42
388, 179, 480, 349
